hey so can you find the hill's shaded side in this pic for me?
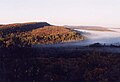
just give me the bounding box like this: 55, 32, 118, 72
0, 22, 51, 35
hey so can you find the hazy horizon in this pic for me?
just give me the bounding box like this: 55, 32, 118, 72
0, 0, 120, 28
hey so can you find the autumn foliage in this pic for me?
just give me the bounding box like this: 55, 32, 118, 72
0, 24, 84, 47
30, 26, 83, 44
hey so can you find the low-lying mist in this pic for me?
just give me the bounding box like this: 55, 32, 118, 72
75, 28, 120, 45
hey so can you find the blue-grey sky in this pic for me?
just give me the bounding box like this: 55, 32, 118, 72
0, 0, 120, 27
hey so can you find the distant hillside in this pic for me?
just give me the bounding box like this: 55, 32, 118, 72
65, 26, 112, 31
0, 26, 84, 47
0, 22, 51, 35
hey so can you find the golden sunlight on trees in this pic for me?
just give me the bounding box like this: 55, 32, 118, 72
0, 25, 84, 48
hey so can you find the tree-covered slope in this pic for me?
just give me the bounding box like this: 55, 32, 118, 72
0, 25, 84, 47
30, 26, 84, 44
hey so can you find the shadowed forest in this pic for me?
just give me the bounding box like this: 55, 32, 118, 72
0, 47, 120, 82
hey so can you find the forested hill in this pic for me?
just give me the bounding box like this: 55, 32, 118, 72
0, 23, 84, 47
0, 22, 51, 34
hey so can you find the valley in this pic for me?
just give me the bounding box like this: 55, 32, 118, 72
0, 22, 120, 82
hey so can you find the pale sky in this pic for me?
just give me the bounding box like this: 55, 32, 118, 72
0, 0, 120, 27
